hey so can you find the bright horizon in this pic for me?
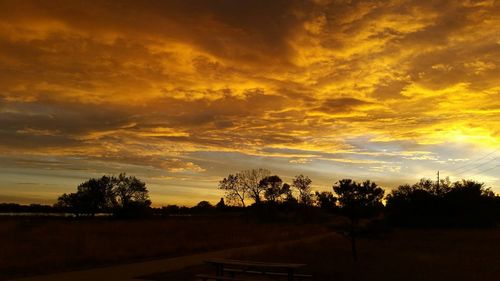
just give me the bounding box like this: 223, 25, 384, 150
1, 0, 500, 207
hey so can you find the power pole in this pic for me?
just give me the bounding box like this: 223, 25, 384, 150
437, 171, 440, 189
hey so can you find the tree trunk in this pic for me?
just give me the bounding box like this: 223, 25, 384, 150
350, 218, 358, 262
350, 232, 357, 262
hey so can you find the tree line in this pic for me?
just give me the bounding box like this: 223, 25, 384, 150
218, 169, 386, 211
218, 169, 317, 206
219, 168, 500, 227
3, 169, 499, 226
55, 173, 152, 218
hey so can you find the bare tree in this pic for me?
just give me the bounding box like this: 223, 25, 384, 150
237, 168, 270, 205
218, 174, 246, 207
292, 174, 313, 205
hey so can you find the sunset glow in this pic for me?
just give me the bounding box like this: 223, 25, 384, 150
1, 0, 499, 206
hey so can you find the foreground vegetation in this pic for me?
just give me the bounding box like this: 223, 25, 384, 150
235, 228, 500, 281
145, 228, 500, 281
1, 170, 499, 280
0, 216, 329, 280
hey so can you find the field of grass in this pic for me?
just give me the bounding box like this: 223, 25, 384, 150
146, 227, 500, 281
0, 216, 329, 280
2, 215, 499, 281
234, 228, 500, 281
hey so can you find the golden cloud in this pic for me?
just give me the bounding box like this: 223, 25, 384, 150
1, 0, 500, 204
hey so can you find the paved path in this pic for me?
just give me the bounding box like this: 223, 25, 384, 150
14, 232, 336, 281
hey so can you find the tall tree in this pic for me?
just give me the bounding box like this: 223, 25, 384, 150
292, 174, 313, 205
385, 178, 497, 227
261, 175, 284, 203
57, 176, 114, 216
56, 174, 151, 217
114, 173, 150, 209
219, 174, 246, 207
315, 191, 337, 210
237, 168, 270, 205
112, 174, 151, 217
281, 183, 298, 205
333, 179, 384, 261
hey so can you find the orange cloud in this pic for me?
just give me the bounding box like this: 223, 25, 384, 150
1, 0, 499, 205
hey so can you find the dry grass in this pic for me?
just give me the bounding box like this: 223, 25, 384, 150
140, 225, 500, 281
3, 216, 499, 281
0, 216, 329, 280
230, 228, 500, 281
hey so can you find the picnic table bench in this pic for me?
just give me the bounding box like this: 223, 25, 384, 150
196, 258, 312, 281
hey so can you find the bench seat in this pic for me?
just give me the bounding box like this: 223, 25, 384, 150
195, 274, 258, 281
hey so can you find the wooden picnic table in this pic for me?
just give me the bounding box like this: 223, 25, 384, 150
203, 258, 308, 281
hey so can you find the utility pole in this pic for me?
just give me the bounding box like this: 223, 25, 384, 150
437, 171, 440, 189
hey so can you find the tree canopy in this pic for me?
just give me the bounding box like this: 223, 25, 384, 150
333, 179, 384, 220
219, 169, 271, 206
386, 178, 498, 227
292, 174, 313, 205
56, 174, 151, 217
216, 169, 499, 228
261, 175, 286, 203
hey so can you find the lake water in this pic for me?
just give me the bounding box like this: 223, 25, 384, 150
0, 212, 112, 217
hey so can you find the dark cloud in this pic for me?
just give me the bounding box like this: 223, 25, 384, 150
0, 0, 308, 66
371, 79, 410, 100
316, 97, 373, 113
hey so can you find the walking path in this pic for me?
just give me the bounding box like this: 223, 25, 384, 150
14, 232, 337, 281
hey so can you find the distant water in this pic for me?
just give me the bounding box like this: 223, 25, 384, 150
0, 212, 112, 217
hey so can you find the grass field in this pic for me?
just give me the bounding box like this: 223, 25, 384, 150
0, 216, 329, 280
145, 227, 500, 281
235, 228, 500, 281
2, 216, 499, 281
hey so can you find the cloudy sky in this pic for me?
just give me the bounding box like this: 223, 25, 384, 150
1, 0, 499, 206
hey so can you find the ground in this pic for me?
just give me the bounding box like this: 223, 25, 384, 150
145, 228, 500, 281
1, 216, 499, 281
0, 216, 328, 280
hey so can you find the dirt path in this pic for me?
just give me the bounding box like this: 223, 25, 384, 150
13, 232, 337, 281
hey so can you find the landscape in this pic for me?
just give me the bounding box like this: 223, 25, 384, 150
1, 0, 500, 281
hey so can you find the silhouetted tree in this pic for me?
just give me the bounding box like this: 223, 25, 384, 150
437, 177, 453, 196
333, 179, 384, 261
113, 174, 151, 217
315, 191, 337, 211
56, 176, 114, 216
280, 183, 298, 206
292, 175, 313, 205
1, 203, 56, 213
386, 178, 498, 227
161, 205, 180, 216
238, 168, 271, 205
55, 192, 91, 216
192, 200, 214, 214
385, 181, 437, 226
411, 177, 451, 196
261, 175, 285, 203
219, 174, 247, 207
443, 179, 496, 226
334, 179, 384, 216
281, 183, 292, 196
56, 174, 151, 217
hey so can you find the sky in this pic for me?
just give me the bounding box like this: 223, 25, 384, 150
1, 0, 500, 206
